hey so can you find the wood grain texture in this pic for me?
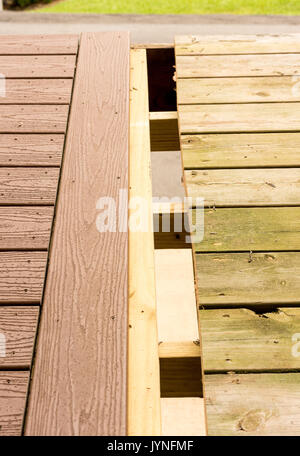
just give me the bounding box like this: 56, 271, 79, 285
181, 133, 300, 169
0, 105, 69, 133
0, 251, 47, 304
176, 53, 300, 77
175, 34, 300, 55
0, 134, 64, 166
0, 79, 73, 104
0, 34, 78, 55
177, 76, 300, 104
0, 168, 59, 205
25, 32, 129, 436
159, 341, 201, 358
0, 55, 76, 78
0, 371, 29, 436
0, 206, 53, 250
128, 49, 161, 436
0, 306, 39, 369
185, 168, 300, 207
179, 103, 300, 133
205, 372, 300, 435
196, 252, 300, 306
200, 308, 300, 371
194, 207, 300, 252
161, 398, 206, 436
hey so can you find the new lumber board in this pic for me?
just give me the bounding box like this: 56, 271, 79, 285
200, 308, 300, 372
25, 32, 130, 437
0, 168, 59, 205
0, 105, 69, 133
185, 168, 300, 207
205, 372, 300, 436
0, 306, 39, 369
0, 134, 64, 167
0, 34, 78, 55
0, 371, 29, 436
178, 103, 300, 134
161, 398, 206, 436
128, 49, 161, 436
181, 133, 300, 169
196, 252, 300, 306
175, 34, 300, 56
0, 251, 47, 304
0, 55, 76, 78
177, 76, 300, 104
176, 54, 300, 78
193, 207, 300, 252
0, 206, 53, 250
0, 79, 73, 104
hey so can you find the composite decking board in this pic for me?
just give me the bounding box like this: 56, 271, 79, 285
0, 371, 29, 436
0, 34, 78, 55
0, 206, 53, 250
185, 168, 300, 207
196, 252, 300, 306
0, 306, 39, 369
177, 76, 300, 104
178, 103, 300, 134
0, 79, 73, 104
199, 308, 300, 372
0, 105, 69, 133
0, 55, 76, 78
0, 251, 47, 304
25, 32, 129, 436
176, 54, 300, 78
205, 373, 300, 436
181, 133, 300, 169
175, 34, 300, 55
0, 167, 59, 205
193, 207, 300, 252
0, 134, 64, 167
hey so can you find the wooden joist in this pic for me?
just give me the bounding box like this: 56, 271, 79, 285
196, 252, 300, 306
128, 49, 161, 436
25, 32, 130, 436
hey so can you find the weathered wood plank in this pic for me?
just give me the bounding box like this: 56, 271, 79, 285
196, 252, 300, 305
179, 103, 300, 133
25, 32, 129, 437
0, 372, 29, 436
0, 134, 64, 166
0, 206, 53, 250
185, 168, 300, 207
181, 133, 300, 169
129, 49, 161, 436
0, 306, 39, 369
0, 105, 69, 133
176, 54, 300, 78
178, 76, 300, 104
194, 207, 300, 252
200, 308, 300, 371
0, 34, 78, 55
0, 168, 59, 205
205, 372, 300, 435
0, 251, 47, 304
0, 79, 73, 104
175, 34, 300, 55
0, 55, 76, 78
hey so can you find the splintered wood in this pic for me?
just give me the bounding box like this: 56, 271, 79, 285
175, 33, 300, 436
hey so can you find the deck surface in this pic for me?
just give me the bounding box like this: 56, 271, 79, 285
0, 34, 78, 435
175, 34, 300, 436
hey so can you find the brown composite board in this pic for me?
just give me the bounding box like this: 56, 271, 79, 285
0, 35, 78, 55
25, 32, 130, 436
0, 371, 29, 436
0, 55, 76, 78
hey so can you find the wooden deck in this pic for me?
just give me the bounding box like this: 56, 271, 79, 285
175, 34, 300, 436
